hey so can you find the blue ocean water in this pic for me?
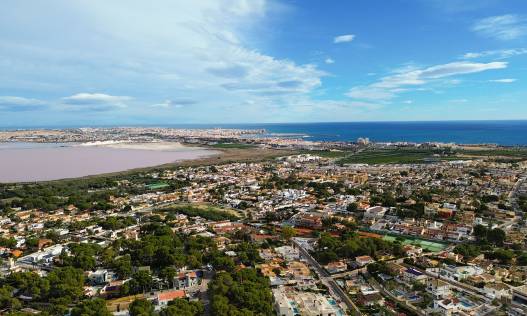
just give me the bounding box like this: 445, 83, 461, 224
161, 121, 527, 145
2, 120, 527, 146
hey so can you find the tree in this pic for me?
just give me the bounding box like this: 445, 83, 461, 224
46, 266, 85, 303
5, 271, 50, 300
454, 244, 481, 260
347, 202, 358, 213
62, 243, 100, 271
71, 298, 112, 316
130, 270, 153, 294
280, 226, 296, 242
209, 268, 273, 316
160, 299, 204, 316
473, 225, 488, 242
517, 253, 527, 266
129, 299, 155, 316
0, 285, 21, 310
160, 267, 177, 288
490, 248, 514, 264
113, 255, 133, 279
487, 228, 506, 246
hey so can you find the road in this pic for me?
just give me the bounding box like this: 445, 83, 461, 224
368, 277, 425, 316
292, 238, 362, 316
499, 174, 526, 230
400, 263, 491, 303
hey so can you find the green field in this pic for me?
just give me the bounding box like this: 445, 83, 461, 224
382, 235, 446, 252
157, 203, 242, 221
306, 150, 352, 158
337, 149, 462, 164
146, 182, 170, 190
210, 143, 257, 149
460, 148, 527, 158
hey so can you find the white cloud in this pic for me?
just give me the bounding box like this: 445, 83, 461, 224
151, 100, 173, 108
325, 58, 335, 64
462, 48, 527, 59
472, 14, 527, 40
419, 61, 506, 78
347, 61, 507, 101
151, 99, 196, 108
489, 78, 516, 83
62, 93, 132, 110
0, 0, 328, 121
334, 34, 355, 43
0, 96, 47, 111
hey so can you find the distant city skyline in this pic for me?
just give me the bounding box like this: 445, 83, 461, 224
1, 0, 526, 125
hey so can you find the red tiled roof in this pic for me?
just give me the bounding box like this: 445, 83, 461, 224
158, 290, 185, 301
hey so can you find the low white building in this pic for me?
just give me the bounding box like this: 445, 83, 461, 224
272, 286, 342, 316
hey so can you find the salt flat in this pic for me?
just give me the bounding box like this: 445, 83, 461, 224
0, 142, 218, 182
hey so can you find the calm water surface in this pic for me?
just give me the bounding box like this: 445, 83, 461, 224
0, 143, 216, 182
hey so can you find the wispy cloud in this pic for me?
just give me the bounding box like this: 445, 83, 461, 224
324, 58, 335, 64
0, 1, 329, 122
0, 96, 47, 112
489, 78, 516, 83
151, 99, 197, 108
334, 34, 355, 43
347, 61, 507, 101
472, 14, 527, 40
462, 48, 527, 59
62, 93, 131, 110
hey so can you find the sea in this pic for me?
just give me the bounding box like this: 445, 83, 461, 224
2, 120, 527, 145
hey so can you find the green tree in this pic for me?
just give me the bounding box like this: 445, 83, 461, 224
130, 270, 153, 294
280, 226, 296, 242
346, 202, 358, 212
71, 298, 112, 316
129, 299, 155, 316
113, 255, 133, 279
0, 285, 21, 310
160, 267, 177, 288
47, 266, 85, 303
160, 299, 204, 316
487, 228, 506, 246
473, 225, 488, 242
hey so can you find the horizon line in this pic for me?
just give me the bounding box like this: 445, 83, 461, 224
2, 118, 527, 129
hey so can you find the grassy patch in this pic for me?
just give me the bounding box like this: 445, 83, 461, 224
460, 148, 527, 159
210, 143, 256, 149
382, 235, 447, 252
158, 203, 241, 221
145, 182, 170, 190
304, 150, 352, 158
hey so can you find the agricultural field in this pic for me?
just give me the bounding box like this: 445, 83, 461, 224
210, 143, 257, 149
337, 148, 462, 165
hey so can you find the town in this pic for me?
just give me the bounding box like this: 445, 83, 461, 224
1, 135, 527, 316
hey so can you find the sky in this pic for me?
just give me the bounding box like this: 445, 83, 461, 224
0, 0, 526, 126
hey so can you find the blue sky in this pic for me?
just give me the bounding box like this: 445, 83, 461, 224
0, 0, 526, 126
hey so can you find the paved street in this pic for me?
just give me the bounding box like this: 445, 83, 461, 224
292, 238, 362, 316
